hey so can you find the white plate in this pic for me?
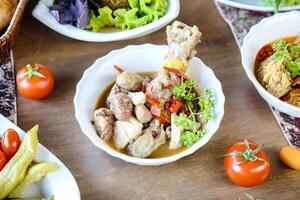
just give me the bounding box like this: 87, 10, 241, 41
0, 114, 81, 200
241, 11, 300, 117
74, 44, 225, 165
32, 0, 180, 42
216, 0, 300, 12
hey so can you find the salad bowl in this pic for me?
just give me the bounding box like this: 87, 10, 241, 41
0, 114, 81, 200
241, 11, 300, 117
32, 0, 180, 42
74, 44, 225, 165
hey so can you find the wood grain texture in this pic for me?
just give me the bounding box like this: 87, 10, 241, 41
13, 0, 300, 199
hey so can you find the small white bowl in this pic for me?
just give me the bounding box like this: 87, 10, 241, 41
74, 44, 225, 165
32, 0, 180, 42
0, 114, 81, 200
241, 11, 300, 117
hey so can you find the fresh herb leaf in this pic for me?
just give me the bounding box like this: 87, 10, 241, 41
286, 58, 300, 77
172, 79, 198, 101
173, 80, 214, 147
290, 43, 300, 57
198, 89, 214, 121
274, 0, 282, 13
271, 39, 300, 77
272, 39, 289, 51
185, 79, 198, 88
181, 130, 205, 147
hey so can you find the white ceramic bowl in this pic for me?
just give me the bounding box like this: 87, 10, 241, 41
0, 114, 81, 200
32, 0, 180, 42
241, 11, 300, 117
215, 0, 300, 12
74, 44, 225, 165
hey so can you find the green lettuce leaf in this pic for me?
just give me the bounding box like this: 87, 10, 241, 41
86, 0, 168, 32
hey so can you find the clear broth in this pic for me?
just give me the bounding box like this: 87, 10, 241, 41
95, 71, 188, 158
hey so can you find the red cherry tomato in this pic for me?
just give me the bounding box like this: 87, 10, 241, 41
0, 151, 7, 171
2, 129, 21, 159
16, 64, 55, 100
224, 140, 270, 187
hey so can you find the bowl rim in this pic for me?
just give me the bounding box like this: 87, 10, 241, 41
32, 0, 180, 42
74, 44, 225, 165
215, 0, 300, 12
241, 11, 300, 113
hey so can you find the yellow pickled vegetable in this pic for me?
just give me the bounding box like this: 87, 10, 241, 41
280, 146, 300, 170
9, 162, 59, 198
0, 125, 39, 200
162, 60, 187, 73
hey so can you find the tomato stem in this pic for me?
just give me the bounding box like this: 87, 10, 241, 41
24, 64, 46, 80
224, 140, 266, 165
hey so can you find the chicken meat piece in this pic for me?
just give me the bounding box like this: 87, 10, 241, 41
128, 92, 146, 105
93, 108, 114, 140
128, 120, 166, 158
116, 72, 143, 91
135, 104, 152, 123
113, 117, 143, 149
110, 93, 133, 121
146, 71, 174, 102
169, 113, 183, 149
257, 56, 292, 98
166, 21, 202, 65
282, 88, 300, 107
145, 21, 201, 103
106, 83, 128, 107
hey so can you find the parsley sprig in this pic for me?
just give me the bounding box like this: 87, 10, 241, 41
271, 39, 300, 77
172, 79, 215, 147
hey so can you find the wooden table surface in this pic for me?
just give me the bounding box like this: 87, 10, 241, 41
13, 0, 300, 199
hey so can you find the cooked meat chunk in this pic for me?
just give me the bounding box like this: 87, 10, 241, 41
169, 113, 183, 149
166, 21, 202, 64
146, 71, 173, 102
128, 92, 146, 105
282, 88, 300, 107
116, 72, 143, 91
110, 93, 133, 121
135, 104, 152, 123
257, 56, 292, 98
106, 83, 128, 107
128, 120, 166, 158
93, 108, 114, 140
113, 117, 143, 149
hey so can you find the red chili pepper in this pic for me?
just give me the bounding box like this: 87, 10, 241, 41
164, 67, 189, 80
155, 110, 170, 125
147, 96, 161, 106
152, 131, 158, 139
114, 65, 124, 73
170, 99, 182, 113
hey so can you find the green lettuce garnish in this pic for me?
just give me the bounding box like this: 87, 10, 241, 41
86, 0, 168, 32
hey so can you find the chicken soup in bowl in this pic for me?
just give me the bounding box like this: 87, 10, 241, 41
241, 11, 300, 117
74, 21, 225, 165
